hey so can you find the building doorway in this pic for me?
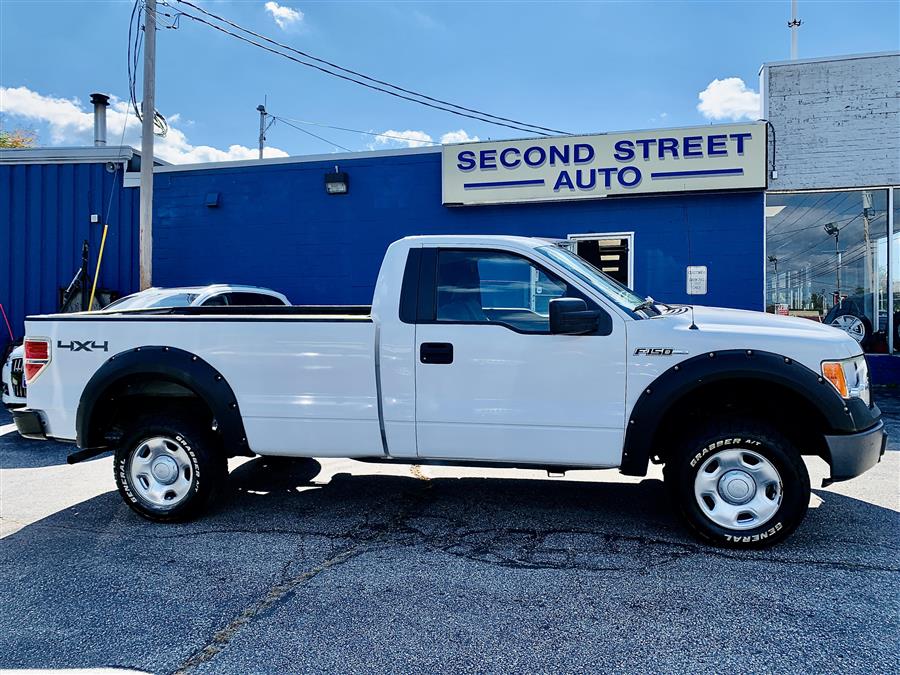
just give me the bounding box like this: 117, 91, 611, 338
567, 233, 634, 287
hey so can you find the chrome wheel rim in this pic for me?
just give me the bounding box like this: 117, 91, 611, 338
127, 436, 194, 509
830, 315, 866, 343
694, 448, 783, 531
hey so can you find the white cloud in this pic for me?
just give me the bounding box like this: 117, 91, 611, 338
0, 86, 289, 164
440, 129, 479, 144
373, 129, 434, 148
697, 77, 761, 121
370, 128, 480, 149
264, 2, 303, 30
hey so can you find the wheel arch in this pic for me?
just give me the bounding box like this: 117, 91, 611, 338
76, 346, 250, 457
620, 349, 865, 476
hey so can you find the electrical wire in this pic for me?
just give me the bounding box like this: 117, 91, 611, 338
270, 116, 353, 152
169, 0, 566, 136
273, 116, 441, 146
165, 0, 563, 137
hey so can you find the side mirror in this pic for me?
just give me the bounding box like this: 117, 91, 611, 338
549, 298, 600, 335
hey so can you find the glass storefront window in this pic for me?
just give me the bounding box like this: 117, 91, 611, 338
766, 189, 890, 353
893, 188, 899, 353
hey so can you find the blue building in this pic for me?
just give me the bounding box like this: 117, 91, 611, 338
0, 146, 146, 356
153, 123, 767, 312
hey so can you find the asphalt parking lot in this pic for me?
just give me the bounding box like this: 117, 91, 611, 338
1, 393, 898, 674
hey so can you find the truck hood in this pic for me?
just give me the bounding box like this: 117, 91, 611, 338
641, 304, 863, 362
666, 305, 845, 338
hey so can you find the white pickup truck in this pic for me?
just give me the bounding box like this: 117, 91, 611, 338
14, 236, 886, 548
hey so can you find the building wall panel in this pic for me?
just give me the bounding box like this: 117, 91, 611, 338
153, 152, 763, 312
0, 162, 139, 354
763, 53, 900, 190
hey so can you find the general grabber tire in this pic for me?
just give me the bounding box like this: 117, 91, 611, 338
114, 413, 227, 522
663, 418, 810, 549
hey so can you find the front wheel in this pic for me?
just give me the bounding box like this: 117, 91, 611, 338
114, 414, 227, 522
664, 419, 810, 548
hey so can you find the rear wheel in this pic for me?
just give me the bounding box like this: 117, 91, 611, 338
114, 414, 226, 522
664, 419, 810, 548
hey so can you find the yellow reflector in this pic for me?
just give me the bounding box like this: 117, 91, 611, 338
822, 362, 848, 397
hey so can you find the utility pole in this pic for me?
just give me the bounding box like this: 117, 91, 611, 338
257, 104, 267, 160
789, 0, 801, 60
139, 0, 157, 290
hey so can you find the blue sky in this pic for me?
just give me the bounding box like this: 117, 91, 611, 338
1, 0, 898, 162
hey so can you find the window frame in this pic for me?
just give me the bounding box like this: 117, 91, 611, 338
410, 247, 612, 336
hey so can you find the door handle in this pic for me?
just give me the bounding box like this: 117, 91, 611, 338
420, 342, 453, 364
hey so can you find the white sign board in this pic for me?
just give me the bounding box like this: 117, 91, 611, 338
442, 122, 766, 206
686, 266, 708, 295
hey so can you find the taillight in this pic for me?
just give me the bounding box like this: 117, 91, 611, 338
24, 338, 51, 383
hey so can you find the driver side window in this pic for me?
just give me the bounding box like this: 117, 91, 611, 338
435, 249, 592, 333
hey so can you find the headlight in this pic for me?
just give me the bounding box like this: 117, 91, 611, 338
822, 355, 870, 406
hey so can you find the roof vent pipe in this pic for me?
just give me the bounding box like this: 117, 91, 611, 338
90, 93, 110, 147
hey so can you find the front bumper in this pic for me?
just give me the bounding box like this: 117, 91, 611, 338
12, 408, 47, 440
824, 420, 887, 482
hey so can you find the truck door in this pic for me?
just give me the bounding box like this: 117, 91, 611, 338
414, 247, 627, 467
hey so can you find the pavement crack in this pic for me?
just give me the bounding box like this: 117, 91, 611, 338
168, 481, 435, 675
169, 541, 365, 675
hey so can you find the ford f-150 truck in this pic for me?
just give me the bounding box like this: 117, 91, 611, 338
14, 235, 886, 548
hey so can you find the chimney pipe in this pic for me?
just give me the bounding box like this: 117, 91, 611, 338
90, 93, 110, 147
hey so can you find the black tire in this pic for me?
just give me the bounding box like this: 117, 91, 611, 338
664, 418, 810, 548
114, 413, 227, 522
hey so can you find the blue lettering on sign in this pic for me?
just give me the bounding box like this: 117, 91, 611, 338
618, 166, 642, 188
479, 149, 498, 170
730, 132, 752, 154
574, 143, 595, 164
683, 136, 703, 157
500, 148, 521, 168
553, 171, 575, 191
613, 140, 635, 161
707, 134, 728, 156
658, 138, 679, 159
457, 150, 476, 171
576, 169, 596, 190
549, 145, 569, 166
598, 167, 616, 188
524, 146, 547, 167
635, 139, 657, 160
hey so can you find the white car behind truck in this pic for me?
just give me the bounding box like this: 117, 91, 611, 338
14, 236, 886, 548
1, 284, 290, 408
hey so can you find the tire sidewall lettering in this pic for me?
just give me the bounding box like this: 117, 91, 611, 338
120, 431, 202, 510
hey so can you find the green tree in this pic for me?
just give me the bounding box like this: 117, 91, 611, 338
0, 129, 37, 148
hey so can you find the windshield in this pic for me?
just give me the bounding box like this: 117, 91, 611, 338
535, 245, 651, 316
104, 292, 199, 310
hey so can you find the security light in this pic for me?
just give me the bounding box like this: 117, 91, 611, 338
325, 169, 349, 195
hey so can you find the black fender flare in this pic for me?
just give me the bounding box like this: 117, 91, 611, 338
619, 349, 878, 476
76, 346, 249, 454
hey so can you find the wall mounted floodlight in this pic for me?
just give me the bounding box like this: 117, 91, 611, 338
325, 165, 349, 195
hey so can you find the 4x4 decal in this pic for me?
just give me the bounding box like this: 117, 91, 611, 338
57, 340, 109, 353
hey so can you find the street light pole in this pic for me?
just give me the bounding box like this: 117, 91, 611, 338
824, 223, 841, 307
768, 255, 778, 310
139, 0, 157, 290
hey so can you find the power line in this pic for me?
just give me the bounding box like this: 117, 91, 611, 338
166, 0, 564, 137
270, 116, 352, 152
274, 116, 441, 146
